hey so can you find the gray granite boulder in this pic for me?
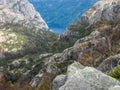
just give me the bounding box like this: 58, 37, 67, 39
52, 75, 67, 90
109, 85, 120, 90
59, 62, 120, 90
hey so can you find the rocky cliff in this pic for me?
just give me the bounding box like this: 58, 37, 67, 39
81, 0, 120, 24
0, 0, 57, 60
60, 0, 120, 42
0, 0, 48, 30
0, 5, 24, 25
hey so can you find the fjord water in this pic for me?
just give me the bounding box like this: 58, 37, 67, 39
29, 0, 97, 34
50, 27, 65, 34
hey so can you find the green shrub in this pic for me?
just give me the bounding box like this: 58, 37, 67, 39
109, 66, 120, 81
4, 71, 22, 83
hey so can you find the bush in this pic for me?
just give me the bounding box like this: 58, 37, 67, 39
4, 71, 22, 83
109, 66, 120, 81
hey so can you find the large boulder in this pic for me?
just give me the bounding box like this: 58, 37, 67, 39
52, 75, 67, 90
109, 85, 120, 90
59, 62, 120, 90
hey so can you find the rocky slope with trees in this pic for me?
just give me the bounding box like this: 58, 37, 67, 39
0, 0, 57, 60
33, 0, 120, 89
1, 0, 120, 90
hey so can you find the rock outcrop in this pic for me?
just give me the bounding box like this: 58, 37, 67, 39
81, 0, 120, 24
0, 0, 48, 29
0, 5, 24, 25
59, 62, 120, 90
109, 85, 120, 90
52, 75, 67, 90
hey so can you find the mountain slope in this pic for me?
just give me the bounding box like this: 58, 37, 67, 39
81, 0, 120, 24
58, 0, 120, 50
58, 0, 120, 70
0, 0, 48, 30
0, 0, 57, 60
29, 0, 97, 33
1, 0, 120, 90
34, 0, 120, 89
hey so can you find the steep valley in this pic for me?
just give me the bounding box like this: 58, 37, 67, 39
0, 0, 120, 90
29, 0, 98, 33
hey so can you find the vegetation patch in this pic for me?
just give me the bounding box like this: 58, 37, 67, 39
109, 66, 120, 81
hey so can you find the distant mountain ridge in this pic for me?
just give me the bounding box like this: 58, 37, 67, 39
29, 0, 98, 33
